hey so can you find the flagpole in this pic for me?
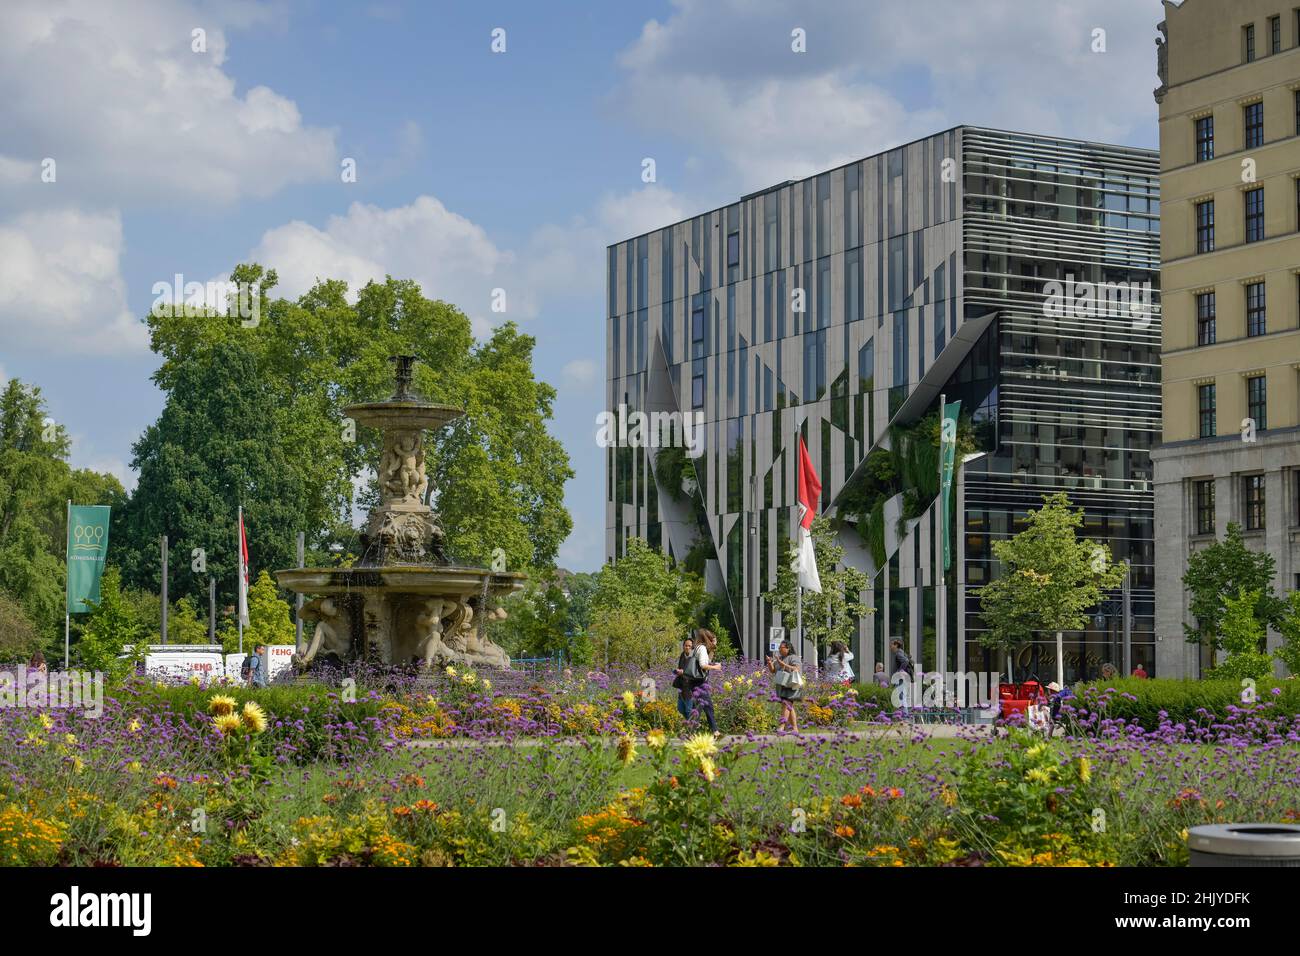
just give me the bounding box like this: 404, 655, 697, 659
237, 505, 244, 656
796, 584, 803, 665
937, 393, 946, 682
64, 499, 71, 670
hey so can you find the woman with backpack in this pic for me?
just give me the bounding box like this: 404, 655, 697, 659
672, 636, 695, 720
688, 628, 721, 733
766, 639, 803, 733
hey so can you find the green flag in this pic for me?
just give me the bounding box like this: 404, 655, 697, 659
67, 505, 111, 613
939, 401, 961, 571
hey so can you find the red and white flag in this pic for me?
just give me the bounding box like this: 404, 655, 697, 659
237, 507, 250, 628
795, 435, 822, 593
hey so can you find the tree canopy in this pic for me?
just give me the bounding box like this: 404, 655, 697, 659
138, 264, 572, 579
974, 493, 1127, 656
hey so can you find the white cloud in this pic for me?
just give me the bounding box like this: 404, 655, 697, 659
239, 185, 694, 331
0, 0, 336, 207
242, 195, 516, 331
519, 185, 693, 307
0, 208, 147, 355
613, 0, 1163, 193
68, 433, 135, 491
560, 359, 598, 390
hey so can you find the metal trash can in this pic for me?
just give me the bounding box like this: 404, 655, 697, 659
1188, 824, 1300, 867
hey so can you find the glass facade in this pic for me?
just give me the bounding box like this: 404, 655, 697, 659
606, 127, 1161, 679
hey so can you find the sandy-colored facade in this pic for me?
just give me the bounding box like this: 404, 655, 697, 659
1153, 0, 1300, 677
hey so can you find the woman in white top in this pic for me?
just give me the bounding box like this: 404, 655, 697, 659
826, 641, 854, 683
690, 628, 722, 733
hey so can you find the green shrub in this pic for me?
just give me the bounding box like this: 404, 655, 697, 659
849, 681, 896, 716
1070, 677, 1300, 730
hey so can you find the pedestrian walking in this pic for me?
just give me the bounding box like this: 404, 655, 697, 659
672, 636, 695, 720
766, 639, 803, 733
689, 628, 721, 733
825, 641, 854, 683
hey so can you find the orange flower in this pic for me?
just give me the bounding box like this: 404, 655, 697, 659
412, 800, 438, 813
669, 776, 679, 789
834, 825, 856, 838
840, 794, 864, 808
885, 787, 904, 799
859, 785, 877, 798
402, 774, 425, 788
392, 805, 412, 817
153, 775, 178, 790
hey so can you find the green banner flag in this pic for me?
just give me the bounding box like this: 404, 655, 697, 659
67, 505, 111, 614
939, 401, 961, 571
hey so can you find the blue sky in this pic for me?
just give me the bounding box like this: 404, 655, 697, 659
0, 0, 1165, 571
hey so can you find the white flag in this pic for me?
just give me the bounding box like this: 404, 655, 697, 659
237, 507, 250, 628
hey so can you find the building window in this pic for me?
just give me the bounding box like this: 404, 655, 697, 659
1271, 14, 1283, 53
1195, 116, 1214, 161
726, 231, 739, 270
1246, 281, 1266, 336
1196, 291, 1217, 345
1244, 101, 1264, 149
1195, 480, 1215, 535
1244, 23, 1257, 62
691, 360, 705, 410
1296, 90, 1300, 136
1245, 187, 1265, 242
1198, 383, 1217, 438
1244, 474, 1266, 531
1196, 200, 1215, 253
1248, 375, 1268, 430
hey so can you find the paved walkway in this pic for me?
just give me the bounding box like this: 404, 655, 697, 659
404, 722, 996, 748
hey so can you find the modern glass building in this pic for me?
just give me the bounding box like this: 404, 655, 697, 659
605, 127, 1161, 680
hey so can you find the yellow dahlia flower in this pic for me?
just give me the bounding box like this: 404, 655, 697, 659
684, 732, 718, 764
208, 695, 238, 716
241, 701, 268, 734
617, 735, 638, 766
213, 713, 242, 736
645, 729, 668, 750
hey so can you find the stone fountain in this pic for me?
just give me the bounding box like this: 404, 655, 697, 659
277, 356, 525, 670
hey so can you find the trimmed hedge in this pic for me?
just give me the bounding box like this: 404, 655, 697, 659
1067, 677, 1300, 730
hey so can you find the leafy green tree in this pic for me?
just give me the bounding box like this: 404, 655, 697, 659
765, 516, 872, 659
141, 266, 572, 575
488, 579, 590, 664
0, 591, 44, 662
1273, 591, 1300, 677
1215, 588, 1275, 682
592, 538, 705, 632
218, 571, 295, 654
1182, 522, 1284, 655
974, 493, 1126, 675
167, 596, 210, 645
77, 567, 145, 680
0, 378, 125, 641
590, 604, 681, 671
117, 339, 308, 611
563, 571, 598, 637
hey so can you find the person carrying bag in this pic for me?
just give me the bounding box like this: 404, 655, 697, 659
766, 639, 803, 734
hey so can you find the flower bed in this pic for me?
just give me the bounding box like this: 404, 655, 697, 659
2, 666, 1298, 866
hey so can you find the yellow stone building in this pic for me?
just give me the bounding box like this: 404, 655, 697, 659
1153, 0, 1300, 676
